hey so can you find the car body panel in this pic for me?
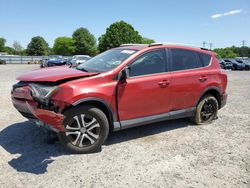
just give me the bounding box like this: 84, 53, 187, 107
117, 73, 172, 121
11, 87, 65, 132
48, 71, 119, 122
17, 66, 99, 82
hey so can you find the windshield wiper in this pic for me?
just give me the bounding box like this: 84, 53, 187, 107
75, 66, 88, 72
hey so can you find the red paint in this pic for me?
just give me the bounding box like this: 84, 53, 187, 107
12, 88, 65, 132
27, 103, 65, 132
117, 73, 172, 120
11, 86, 33, 100
12, 45, 227, 132
17, 66, 98, 82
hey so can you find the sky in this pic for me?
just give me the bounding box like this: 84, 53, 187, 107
0, 0, 250, 49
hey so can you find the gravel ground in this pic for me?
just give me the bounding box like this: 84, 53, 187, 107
0, 64, 249, 188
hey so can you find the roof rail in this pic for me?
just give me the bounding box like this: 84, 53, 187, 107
148, 42, 193, 47
148, 42, 165, 47
120, 42, 211, 51
149, 42, 211, 51
120, 44, 148, 47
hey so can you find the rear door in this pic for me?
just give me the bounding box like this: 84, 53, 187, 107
117, 49, 172, 121
169, 48, 210, 110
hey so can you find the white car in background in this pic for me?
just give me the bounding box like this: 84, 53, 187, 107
69, 55, 91, 66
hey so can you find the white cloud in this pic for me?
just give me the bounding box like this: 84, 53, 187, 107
211, 9, 242, 19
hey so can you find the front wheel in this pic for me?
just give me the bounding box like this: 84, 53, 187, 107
192, 95, 219, 125
58, 105, 109, 154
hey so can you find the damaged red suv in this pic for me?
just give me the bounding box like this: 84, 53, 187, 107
11, 43, 228, 153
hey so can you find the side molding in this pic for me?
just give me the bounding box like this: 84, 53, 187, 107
114, 107, 195, 131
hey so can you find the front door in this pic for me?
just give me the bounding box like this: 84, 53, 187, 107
117, 49, 172, 121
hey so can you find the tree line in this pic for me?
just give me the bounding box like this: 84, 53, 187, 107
213, 46, 250, 58
0, 20, 249, 58
0, 21, 155, 56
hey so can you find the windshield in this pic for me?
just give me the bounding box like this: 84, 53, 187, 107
76, 49, 137, 72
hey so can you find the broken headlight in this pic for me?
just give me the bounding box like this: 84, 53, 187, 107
29, 83, 59, 102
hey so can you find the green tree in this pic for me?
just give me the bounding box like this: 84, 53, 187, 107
72, 28, 97, 56
26, 36, 49, 56
53, 37, 75, 56
0, 38, 6, 51
13, 41, 23, 55
230, 45, 240, 55
223, 46, 250, 58
239, 46, 249, 57
213, 48, 238, 58
141, 37, 155, 44
47, 47, 54, 55
3, 46, 15, 54
98, 21, 143, 52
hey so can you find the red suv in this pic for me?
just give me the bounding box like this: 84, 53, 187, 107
11, 43, 228, 153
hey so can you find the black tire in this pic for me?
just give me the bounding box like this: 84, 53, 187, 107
58, 105, 109, 154
192, 95, 219, 125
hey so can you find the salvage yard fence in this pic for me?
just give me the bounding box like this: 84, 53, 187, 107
0, 55, 46, 64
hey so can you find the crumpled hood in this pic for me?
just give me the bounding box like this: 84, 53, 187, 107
17, 66, 98, 82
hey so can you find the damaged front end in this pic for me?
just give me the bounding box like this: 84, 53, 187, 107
11, 82, 67, 132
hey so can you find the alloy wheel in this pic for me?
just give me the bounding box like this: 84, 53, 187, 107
65, 114, 100, 147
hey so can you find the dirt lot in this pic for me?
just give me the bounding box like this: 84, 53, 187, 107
0, 64, 249, 188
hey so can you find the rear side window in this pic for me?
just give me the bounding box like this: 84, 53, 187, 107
170, 49, 202, 71
198, 53, 211, 66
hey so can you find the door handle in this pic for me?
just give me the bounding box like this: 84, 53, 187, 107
158, 80, 170, 88
199, 76, 207, 82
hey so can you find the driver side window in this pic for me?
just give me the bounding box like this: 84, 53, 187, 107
129, 50, 166, 77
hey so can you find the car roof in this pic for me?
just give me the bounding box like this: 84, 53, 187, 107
115, 43, 214, 55
116, 45, 148, 50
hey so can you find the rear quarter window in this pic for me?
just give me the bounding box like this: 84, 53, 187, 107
198, 53, 212, 66
170, 49, 202, 71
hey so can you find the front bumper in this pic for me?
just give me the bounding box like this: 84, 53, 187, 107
11, 86, 65, 132
220, 93, 227, 109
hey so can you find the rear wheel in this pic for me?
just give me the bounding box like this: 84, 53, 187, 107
58, 105, 109, 154
192, 95, 218, 125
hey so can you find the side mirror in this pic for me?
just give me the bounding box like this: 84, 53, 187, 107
118, 67, 129, 81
